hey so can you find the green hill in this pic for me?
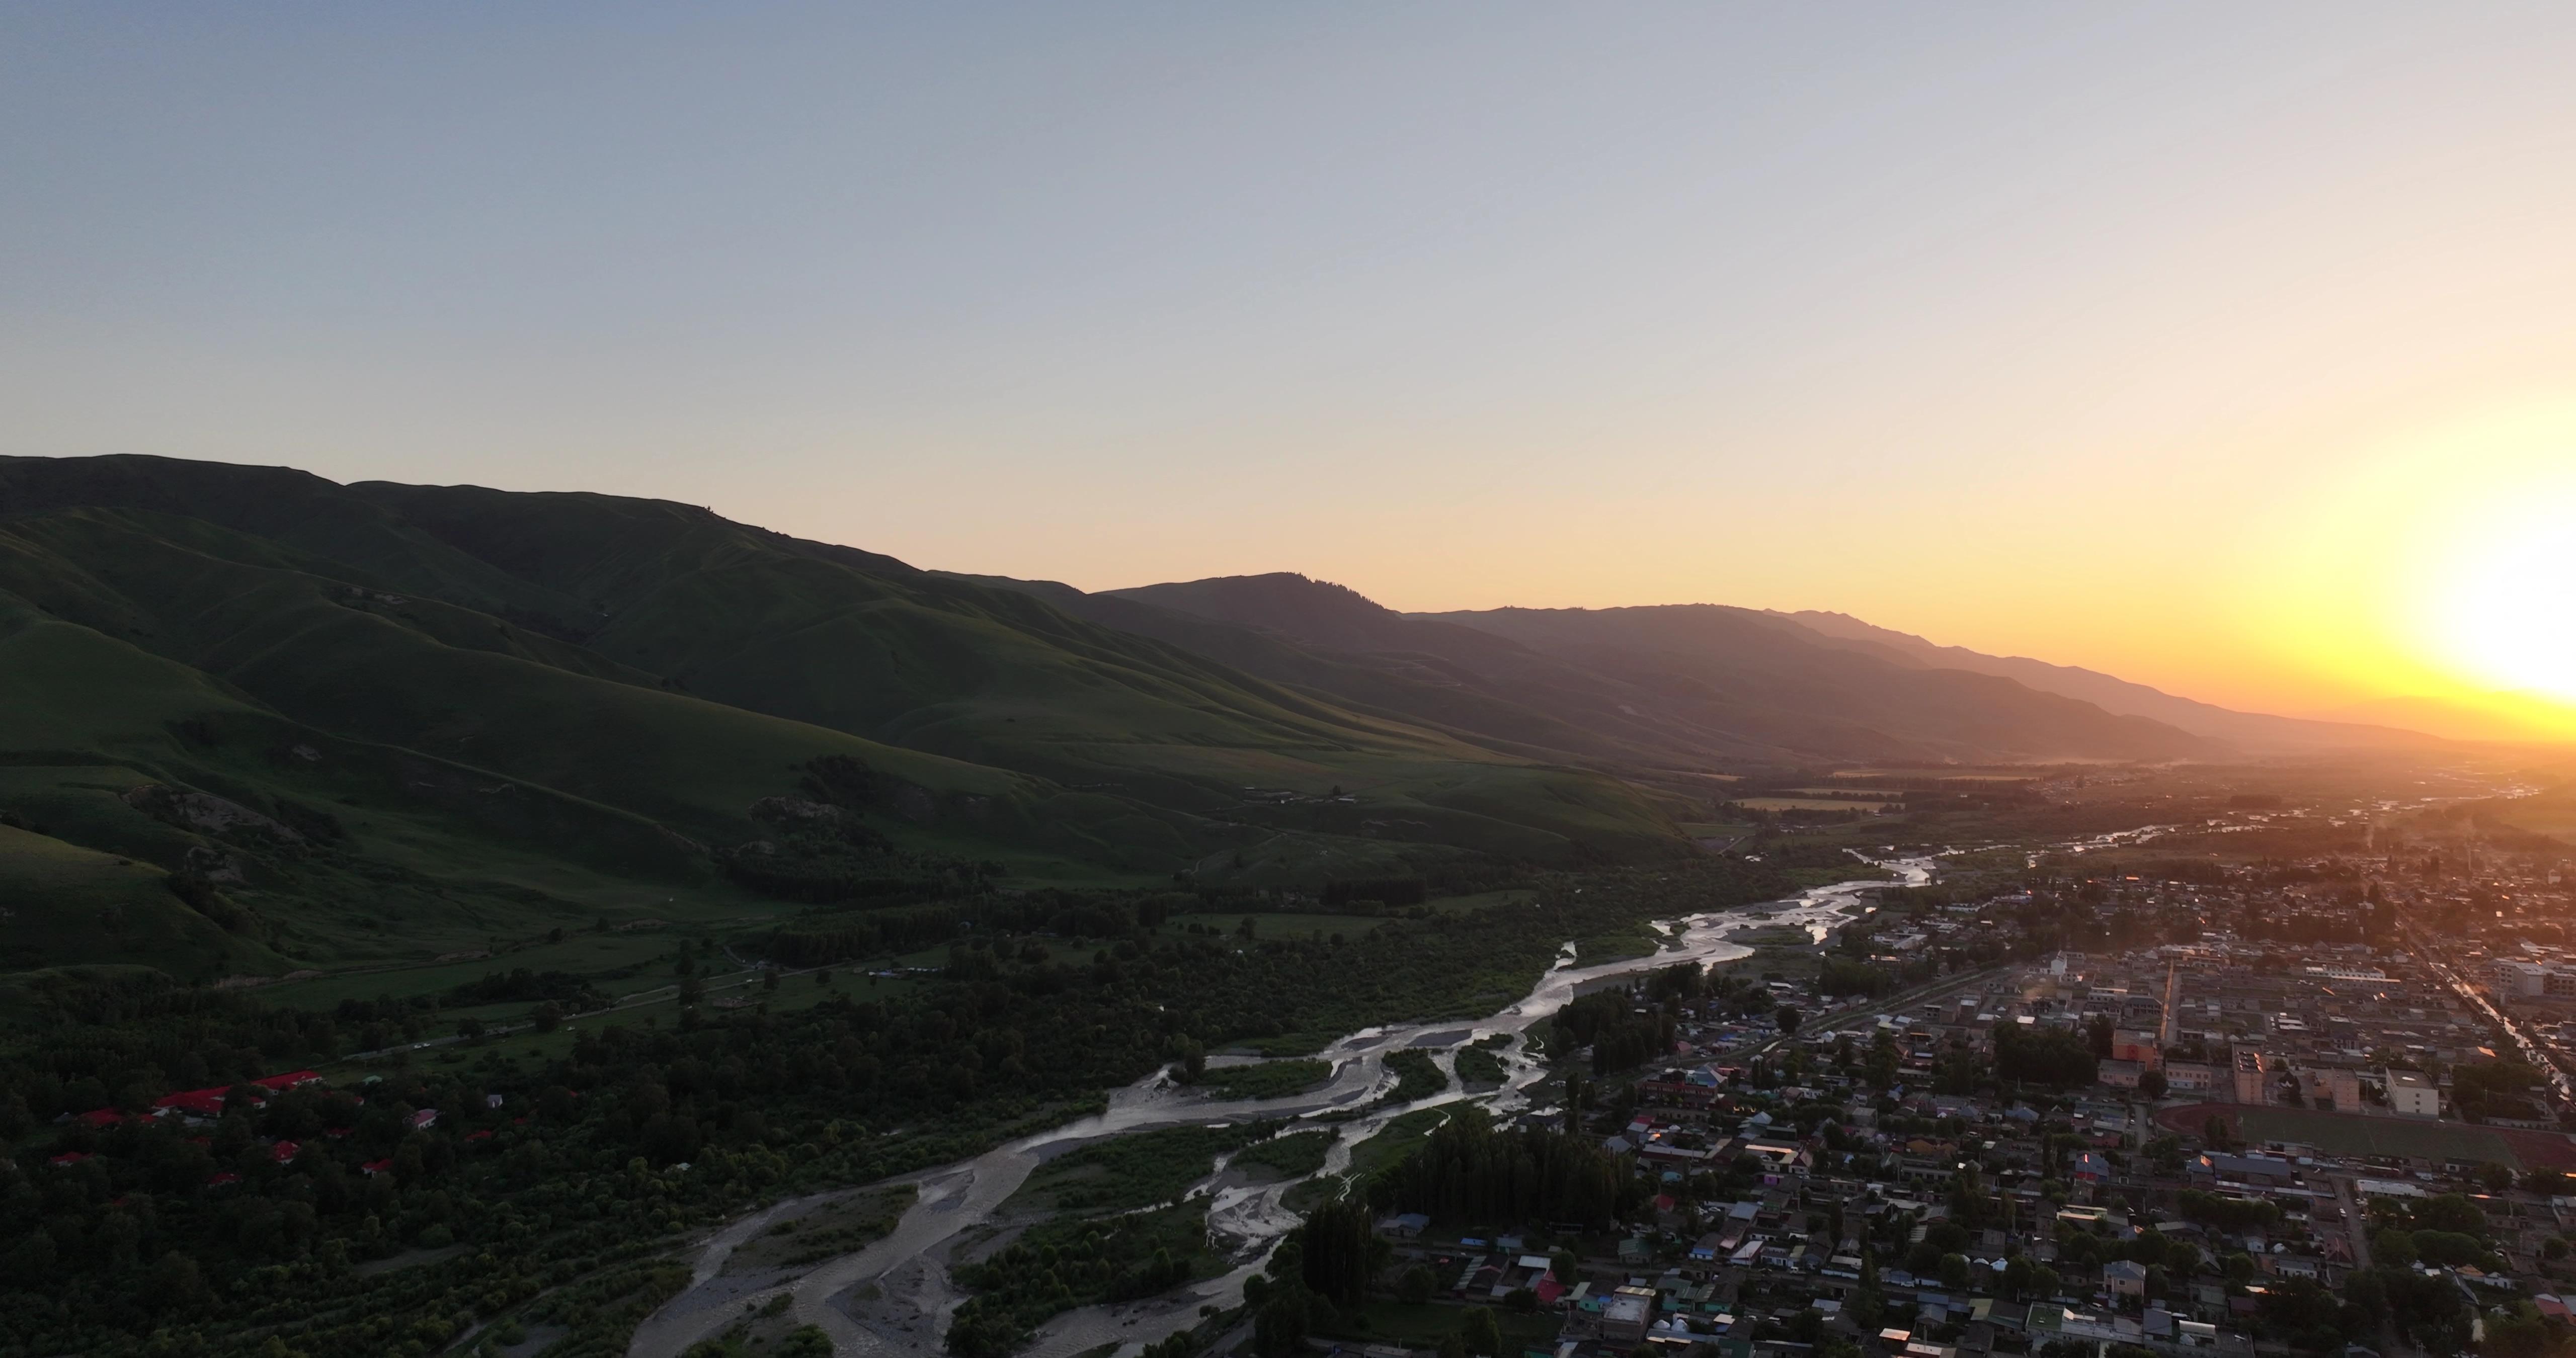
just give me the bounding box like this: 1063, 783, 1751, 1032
0, 456, 1689, 978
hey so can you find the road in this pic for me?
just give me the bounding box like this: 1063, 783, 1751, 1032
2402, 920, 2575, 1108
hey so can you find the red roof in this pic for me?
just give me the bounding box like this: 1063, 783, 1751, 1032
155, 1088, 228, 1117
408, 1109, 438, 1130
252, 1071, 323, 1092
270, 1141, 301, 1164
360, 1158, 393, 1175
1535, 1276, 1568, 1306
49, 1151, 91, 1167
72, 1108, 124, 1129
207, 1172, 242, 1187
464, 1129, 494, 1142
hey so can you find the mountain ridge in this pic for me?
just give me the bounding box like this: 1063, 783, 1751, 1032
1769, 608, 2446, 752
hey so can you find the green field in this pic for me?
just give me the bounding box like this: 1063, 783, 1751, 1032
1736, 797, 1894, 812
1171, 911, 1391, 941
1194, 1058, 1334, 1099
2230, 1107, 2527, 1167
1230, 1129, 1335, 1179
0, 460, 1705, 983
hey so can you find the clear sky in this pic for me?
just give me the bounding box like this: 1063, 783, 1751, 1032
8, 5, 2576, 730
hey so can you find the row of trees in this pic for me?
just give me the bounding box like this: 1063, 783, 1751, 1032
1365, 1108, 1636, 1229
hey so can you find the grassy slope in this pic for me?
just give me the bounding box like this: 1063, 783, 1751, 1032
0, 822, 266, 974
0, 548, 1201, 975
2, 459, 1685, 864
0, 456, 1699, 980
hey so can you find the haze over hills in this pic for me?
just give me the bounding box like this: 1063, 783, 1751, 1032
1771, 609, 2446, 752
1085, 573, 2238, 766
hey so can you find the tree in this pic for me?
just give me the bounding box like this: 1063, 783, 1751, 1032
532, 1001, 564, 1033
1462, 1308, 1503, 1357
1399, 1265, 1436, 1304
1938, 1252, 1973, 1290
2138, 1070, 2167, 1099
1298, 1198, 1379, 1309
149, 1250, 212, 1316
1254, 1290, 1311, 1358
1776, 1005, 1802, 1035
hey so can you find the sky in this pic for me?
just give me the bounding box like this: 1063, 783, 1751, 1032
6, 5, 2576, 732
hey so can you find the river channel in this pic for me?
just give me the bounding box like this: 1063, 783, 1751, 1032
627, 861, 1933, 1358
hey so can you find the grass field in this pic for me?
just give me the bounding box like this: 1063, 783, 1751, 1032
2172, 1104, 2544, 1168
0, 469, 1707, 982
1229, 1130, 1334, 1179
1011, 1125, 1255, 1213
1288, 1105, 1454, 1211
1194, 1059, 1333, 1099
1170, 912, 1390, 941
1735, 797, 1895, 812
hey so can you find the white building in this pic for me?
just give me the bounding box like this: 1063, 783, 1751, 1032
2385, 1068, 2440, 1119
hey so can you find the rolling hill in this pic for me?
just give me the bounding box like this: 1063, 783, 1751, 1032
1095, 573, 2222, 767
0, 456, 1693, 977
1772, 610, 2446, 752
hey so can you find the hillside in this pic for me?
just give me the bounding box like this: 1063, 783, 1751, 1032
1773, 610, 2446, 752
0, 456, 1692, 976
1100, 574, 2219, 766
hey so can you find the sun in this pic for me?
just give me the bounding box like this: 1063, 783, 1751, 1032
2429, 496, 2576, 702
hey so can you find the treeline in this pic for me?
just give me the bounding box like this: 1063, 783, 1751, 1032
445, 969, 609, 1012
2449, 1059, 2544, 1122
0, 973, 351, 1130
767, 890, 1188, 966
1365, 1107, 1634, 1229
1990, 1021, 2100, 1087
1319, 878, 1425, 909
1817, 957, 1898, 998
1555, 991, 1674, 1075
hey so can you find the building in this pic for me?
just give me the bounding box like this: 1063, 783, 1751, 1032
2099, 1058, 2144, 1089
2105, 1260, 2149, 1299
2494, 961, 2576, 998
2164, 1061, 2216, 1094
1604, 1286, 1657, 1348
2190, 1152, 2298, 1187
2112, 1030, 2164, 1070
2230, 1046, 2268, 1104
2386, 1068, 2440, 1119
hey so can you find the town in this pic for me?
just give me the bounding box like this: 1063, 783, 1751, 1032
1321, 839, 2576, 1358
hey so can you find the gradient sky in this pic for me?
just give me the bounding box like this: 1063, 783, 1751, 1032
8, 5, 2576, 728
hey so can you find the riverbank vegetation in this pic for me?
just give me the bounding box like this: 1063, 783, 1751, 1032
1193, 1060, 1333, 1101
0, 857, 1795, 1355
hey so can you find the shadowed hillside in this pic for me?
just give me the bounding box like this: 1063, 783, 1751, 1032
0, 456, 1692, 976
1097, 573, 2219, 766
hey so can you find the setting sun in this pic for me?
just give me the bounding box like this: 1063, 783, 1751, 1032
2435, 502, 2576, 702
